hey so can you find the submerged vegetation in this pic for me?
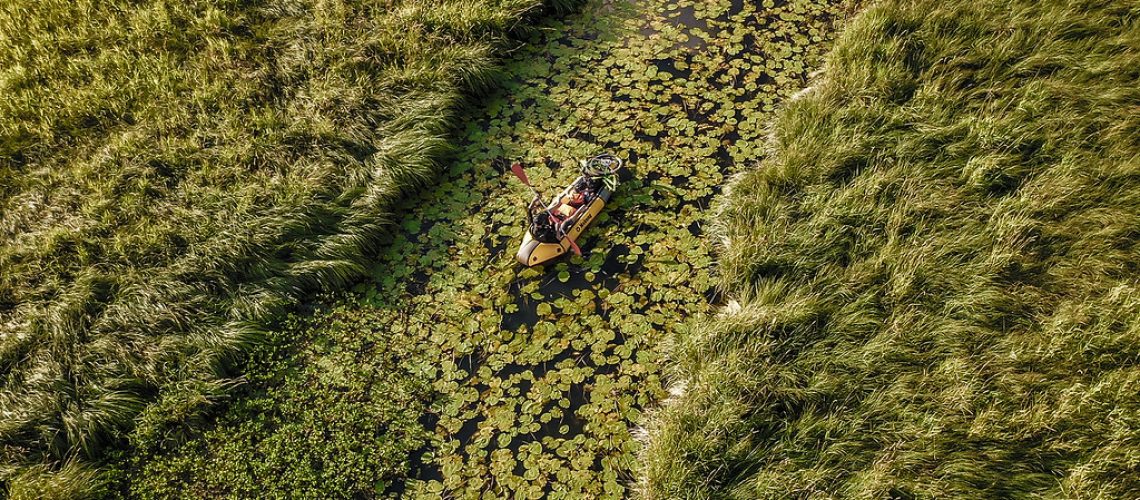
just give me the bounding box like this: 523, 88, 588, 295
0, 0, 571, 495
643, 0, 1140, 497
127, 0, 847, 497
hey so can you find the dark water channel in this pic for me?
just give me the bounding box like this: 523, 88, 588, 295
365, 0, 845, 496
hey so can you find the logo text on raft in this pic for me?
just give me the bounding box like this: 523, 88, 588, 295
579, 210, 595, 228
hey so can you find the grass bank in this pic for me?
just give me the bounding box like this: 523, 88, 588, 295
642, 0, 1140, 497
0, 0, 571, 496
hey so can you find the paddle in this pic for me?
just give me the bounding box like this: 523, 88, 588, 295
510, 161, 539, 197
566, 234, 582, 256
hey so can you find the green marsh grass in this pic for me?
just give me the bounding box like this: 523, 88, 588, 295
642, 0, 1140, 497
0, 0, 572, 495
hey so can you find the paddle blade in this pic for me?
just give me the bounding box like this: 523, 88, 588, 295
510, 161, 531, 187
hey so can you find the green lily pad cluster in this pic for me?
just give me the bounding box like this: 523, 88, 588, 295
362, 0, 846, 497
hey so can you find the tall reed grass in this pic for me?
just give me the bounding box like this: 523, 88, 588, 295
642, 0, 1140, 496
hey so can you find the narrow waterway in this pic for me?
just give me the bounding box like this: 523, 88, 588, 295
360, 0, 847, 496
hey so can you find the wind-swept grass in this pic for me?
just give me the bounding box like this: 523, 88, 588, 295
0, 0, 574, 495
642, 0, 1140, 497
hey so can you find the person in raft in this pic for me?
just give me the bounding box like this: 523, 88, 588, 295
526, 175, 600, 244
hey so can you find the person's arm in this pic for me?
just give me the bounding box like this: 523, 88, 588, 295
527, 194, 543, 227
